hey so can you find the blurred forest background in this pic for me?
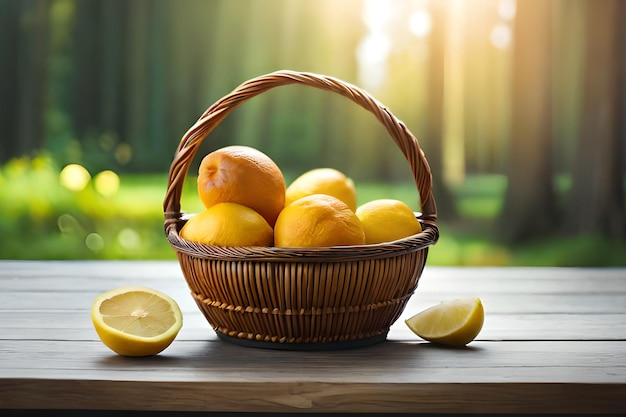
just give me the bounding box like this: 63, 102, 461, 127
0, 0, 625, 265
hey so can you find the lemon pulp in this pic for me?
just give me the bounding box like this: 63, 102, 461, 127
405, 297, 484, 346
91, 286, 183, 356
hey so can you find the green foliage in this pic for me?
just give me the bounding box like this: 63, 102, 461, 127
1, 155, 624, 266
451, 174, 507, 219
0, 155, 179, 260
2, 0, 623, 251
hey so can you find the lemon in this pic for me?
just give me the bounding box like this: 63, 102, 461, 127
405, 297, 484, 346
197, 145, 286, 227
356, 199, 422, 244
180, 202, 273, 247
91, 286, 183, 356
274, 193, 366, 248
285, 167, 357, 211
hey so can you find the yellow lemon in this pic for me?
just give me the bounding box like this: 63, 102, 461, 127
405, 297, 484, 346
197, 145, 286, 227
180, 202, 273, 247
285, 167, 357, 211
91, 286, 183, 356
274, 194, 366, 248
356, 199, 422, 244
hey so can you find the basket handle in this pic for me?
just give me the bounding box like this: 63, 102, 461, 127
164, 70, 438, 233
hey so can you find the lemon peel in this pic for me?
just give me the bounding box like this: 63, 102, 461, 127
180, 202, 273, 247
197, 145, 286, 227
274, 194, 365, 248
356, 199, 422, 244
285, 167, 357, 211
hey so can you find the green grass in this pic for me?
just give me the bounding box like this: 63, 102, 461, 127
452, 174, 507, 219
1, 156, 624, 266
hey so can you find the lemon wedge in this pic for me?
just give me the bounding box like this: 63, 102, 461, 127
405, 297, 484, 346
91, 286, 183, 356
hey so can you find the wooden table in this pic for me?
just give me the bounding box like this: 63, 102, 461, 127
1, 260, 625, 415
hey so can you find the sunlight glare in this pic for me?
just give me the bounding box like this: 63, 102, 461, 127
498, 0, 516, 21
357, 32, 391, 66
357, 0, 393, 90
409, 9, 432, 38
362, 0, 393, 30
490, 22, 512, 50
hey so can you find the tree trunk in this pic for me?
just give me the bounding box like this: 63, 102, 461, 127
71, 0, 102, 140
425, 0, 456, 220
145, 0, 168, 171
100, 0, 127, 143
15, 0, 50, 158
564, 0, 625, 239
124, 0, 150, 171
497, 0, 558, 243
0, 0, 20, 162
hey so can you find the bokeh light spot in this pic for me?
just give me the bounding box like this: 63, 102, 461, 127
85, 233, 105, 252
498, 0, 516, 21
57, 213, 80, 234
60, 164, 91, 191
490, 22, 512, 50
114, 143, 133, 165
117, 228, 141, 250
409, 9, 432, 38
94, 170, 120, 197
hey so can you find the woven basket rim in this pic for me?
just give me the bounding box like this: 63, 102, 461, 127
166, 218, 437, 262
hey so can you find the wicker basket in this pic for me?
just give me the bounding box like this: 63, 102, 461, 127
163, 70, 439, 350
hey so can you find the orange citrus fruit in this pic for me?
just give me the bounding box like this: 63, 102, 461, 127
197, 145, 285, 226
405, 297, 484, 346
356, 199, 422, 244
274, 194, 366, 248
285, 167, 357, 211
91, 286, 183, 356
180, 202, 273, 247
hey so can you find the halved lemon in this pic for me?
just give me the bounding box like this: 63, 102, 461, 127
91, 286, 183, 356
405, 297, 484, 346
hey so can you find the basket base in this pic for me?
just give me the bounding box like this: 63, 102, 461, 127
215, 331, 388, 351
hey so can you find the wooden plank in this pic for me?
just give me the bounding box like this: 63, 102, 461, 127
2, 289, 625, 314
1, 262, 626, 314
1, 379, 624, 414
2, 262, 625, 294
1, 340, 625, 413
2, 310, 626, 341
2, 340, 625, 383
